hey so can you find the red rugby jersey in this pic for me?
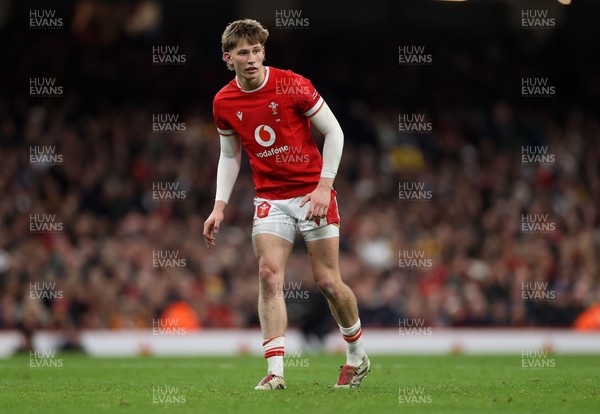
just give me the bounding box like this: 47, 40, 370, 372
213, 66, 325, 199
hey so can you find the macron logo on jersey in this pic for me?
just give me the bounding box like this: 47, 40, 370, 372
254, 124, 290, 159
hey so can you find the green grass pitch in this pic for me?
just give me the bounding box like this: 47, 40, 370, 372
0, 353, 598, 413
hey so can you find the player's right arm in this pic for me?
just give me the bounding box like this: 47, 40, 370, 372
203, 133, 241, 249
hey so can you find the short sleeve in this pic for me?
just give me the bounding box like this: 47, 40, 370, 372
291, 73, 324, 117
213, 97, 236, 136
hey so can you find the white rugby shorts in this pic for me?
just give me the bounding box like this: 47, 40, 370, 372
252, 190, 340, 243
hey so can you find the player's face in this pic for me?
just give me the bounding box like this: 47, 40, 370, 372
223, 40, 265, 87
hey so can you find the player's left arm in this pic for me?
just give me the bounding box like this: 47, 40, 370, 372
300, 102, 344, 220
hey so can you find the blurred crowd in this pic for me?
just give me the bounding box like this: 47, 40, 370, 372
1, 1, 599, 341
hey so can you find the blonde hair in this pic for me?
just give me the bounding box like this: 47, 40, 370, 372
221, 19, 269, 71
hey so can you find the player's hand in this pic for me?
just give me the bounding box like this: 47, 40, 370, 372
300, 183, 331, 221
203, 209, 225, 250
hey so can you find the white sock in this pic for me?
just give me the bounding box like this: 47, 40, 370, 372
263, 336, 285, 377
339, 319, 366, 367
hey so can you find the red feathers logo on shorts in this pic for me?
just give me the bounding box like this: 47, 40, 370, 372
257, 201, 271, 218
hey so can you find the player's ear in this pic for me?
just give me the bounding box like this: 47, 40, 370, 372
223, 52, 232, 65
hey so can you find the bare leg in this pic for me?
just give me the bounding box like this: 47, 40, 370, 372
305, 236, 358, 327
252, 234, 294, 339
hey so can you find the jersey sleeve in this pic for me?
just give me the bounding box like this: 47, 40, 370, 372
291, 73, 324, 117
213, 96, 236, 137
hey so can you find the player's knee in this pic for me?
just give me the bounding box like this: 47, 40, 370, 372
316, 278, 340, 299
258, 264, 281, 291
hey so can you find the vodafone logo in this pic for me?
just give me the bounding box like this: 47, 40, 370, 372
254, 125, 276, 147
